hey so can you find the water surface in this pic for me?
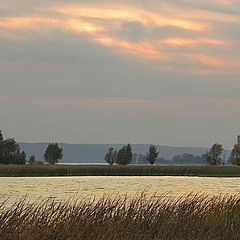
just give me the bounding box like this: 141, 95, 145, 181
1, 176, 240, 202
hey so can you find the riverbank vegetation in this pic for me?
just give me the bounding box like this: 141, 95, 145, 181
1, 164, 240, 177
1, 129, 240, 167
1, 193, 240, 240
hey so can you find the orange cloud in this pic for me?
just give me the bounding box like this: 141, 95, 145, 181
0, 16, 105, 38
66, 19, 104, 33
0, 2, 238, 75
96, 36, 168, 61
162, 38, 226, 48
164, 19, 205, 31
187, 54, 225, 67
0, 17, 60, 29
162, 38, 197, 47
54, 5, 206, 32
187, 68, 227, 75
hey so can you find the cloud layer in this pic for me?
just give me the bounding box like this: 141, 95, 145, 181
0, 0, 240, 147
1, 0, 239, 74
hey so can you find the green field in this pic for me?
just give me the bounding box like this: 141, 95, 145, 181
0, 164, 240, 177
1, 193, 240, 240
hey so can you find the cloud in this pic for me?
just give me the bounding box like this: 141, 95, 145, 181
0, 1, 239, 74
95, 37, 169, 61
1, 0, 240, 147
187, 54, 224, 67
161, 38, 226, 47
54, 5, 207, 31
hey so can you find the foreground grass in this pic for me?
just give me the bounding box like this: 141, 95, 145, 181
1, 193, 240, 240
0, 164, 240, 177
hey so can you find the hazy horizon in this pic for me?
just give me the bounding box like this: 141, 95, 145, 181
1, 0, 240, 149
17, 141, 230, 150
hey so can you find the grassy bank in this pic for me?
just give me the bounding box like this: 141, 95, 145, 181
0, 164, 240, 177
1, 193, 240, 240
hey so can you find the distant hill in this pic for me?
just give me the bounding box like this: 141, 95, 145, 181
18, 143, 231, 164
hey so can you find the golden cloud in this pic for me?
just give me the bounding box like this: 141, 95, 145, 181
162, 38, 226, 47
187, 54, 224, 67
66, 19, 104, 33
0, 17, 60, 29
54, 5, 206, 32
0, 2, 238, 74
96, 36, 169, 61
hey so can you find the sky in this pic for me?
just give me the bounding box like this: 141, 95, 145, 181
0, 0, 240, 148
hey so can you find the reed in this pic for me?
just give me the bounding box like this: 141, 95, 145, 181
1, 193, 240, 240
0, 164, 240, 177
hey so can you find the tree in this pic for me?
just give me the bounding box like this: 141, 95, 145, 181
0, 130, 3, 142
0, 131, 26, 164
104, 147, 118, 165
206, 143, 223, 165
229, 144, 240, 165
147, 145, 159, 165
171, 153, 207, 164
0, 130, 3, 161
116, 146, 127, 165
125, 144, 133, 164
116, 144, 132, 165
44, 143, 63, 164
14, 150, 26, 164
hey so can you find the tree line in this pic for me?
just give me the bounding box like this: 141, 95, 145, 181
2, 129, 240, 166
206, 142, 240, 166
135, 153, 207, 164
105, 144, 159, 165
0, 130, 63, 165
104, 142, 240, 166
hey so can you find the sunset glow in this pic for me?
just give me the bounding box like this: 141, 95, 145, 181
0, 2, 238, 73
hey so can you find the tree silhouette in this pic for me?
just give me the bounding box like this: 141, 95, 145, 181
229, 144, 240, 165
206, 143, 223, 165
116, 144, 132, 165
147, 145, 159, 165
0, 130, 26, 164
44, 143, 63, 164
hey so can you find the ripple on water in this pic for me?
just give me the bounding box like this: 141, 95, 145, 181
1, 176, 240, 202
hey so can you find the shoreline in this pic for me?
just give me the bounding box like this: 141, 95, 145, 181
0, 164, 240, 177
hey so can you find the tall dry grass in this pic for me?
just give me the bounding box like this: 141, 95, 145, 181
1, 193, 240, 240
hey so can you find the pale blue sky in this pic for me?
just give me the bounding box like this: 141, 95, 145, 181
0, 0, 240, 148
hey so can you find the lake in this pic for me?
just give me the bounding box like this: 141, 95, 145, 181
1, 176, 240, 203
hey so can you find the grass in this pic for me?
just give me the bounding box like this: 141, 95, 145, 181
0, 164, 240, 177
1, 193, 240, 239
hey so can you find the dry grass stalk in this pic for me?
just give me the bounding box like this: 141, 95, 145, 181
1, 193, 240, 239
